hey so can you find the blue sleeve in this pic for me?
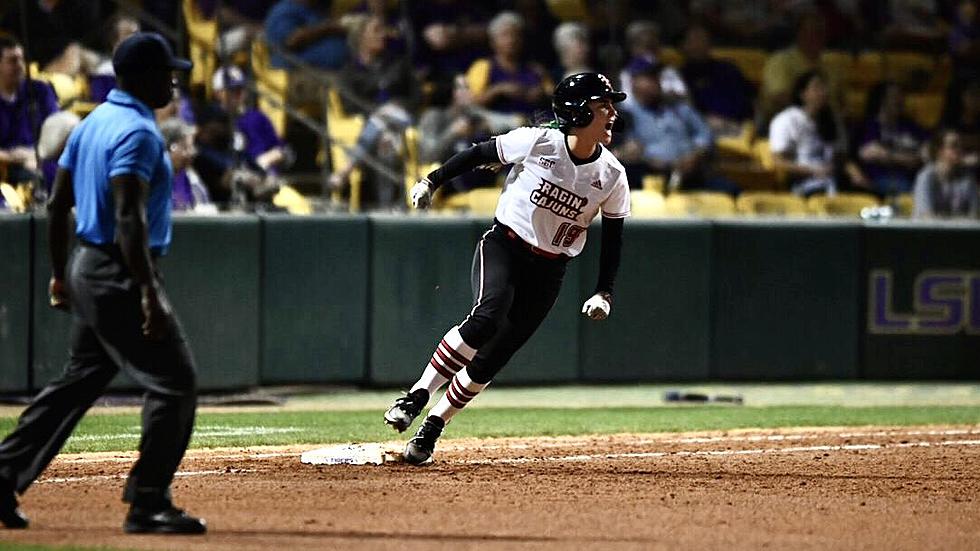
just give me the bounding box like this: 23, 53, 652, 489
265, 5, 302, 46
108, 129, 160, 182
682, 104, 713, 149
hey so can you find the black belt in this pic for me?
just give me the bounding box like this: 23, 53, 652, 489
80, 239, 163, 259
494, 222, 567, 260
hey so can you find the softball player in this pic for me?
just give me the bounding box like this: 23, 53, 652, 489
384, 72, 631, 464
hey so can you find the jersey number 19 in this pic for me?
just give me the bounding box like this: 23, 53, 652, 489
551, 223, 586, 248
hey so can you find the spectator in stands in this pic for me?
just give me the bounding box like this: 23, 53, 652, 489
465, 11, 551, 120
36, 110, 79, 194
412, 0, 493, 106
503, 0, 560, 68
688, 0, 801, 48
193, 67, 281, 208
619, 20, 687, 103
769, 70, 865, 196
616, 63, 734, 194
0, 37, 59, 185
552, 22, 593, 82
942, 80, 980, 169
88, 13, 141, 103
883, 0, 948, 50
265, 0, 348, 70
761, 12, 844, 124
160, 118, 214, 213
196, 0, 276, 58
949, 0, 980, 84
329, 14, 416, 210
857, 82, 929, 197
0, 0, 102, 77
418, 74, 521, 195
913, 129, 978, 217
679, 23, 754, 138
210, 65, 289, 173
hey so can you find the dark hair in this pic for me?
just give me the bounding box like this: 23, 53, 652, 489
0, 35, 21, 54
863, 81, 902, 122
928, 128, 958, 160
791, 70, 837, 142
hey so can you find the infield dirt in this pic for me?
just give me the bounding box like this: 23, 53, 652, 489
2, 425, 978, 550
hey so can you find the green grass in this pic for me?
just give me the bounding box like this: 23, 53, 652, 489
1, 406, 978, 454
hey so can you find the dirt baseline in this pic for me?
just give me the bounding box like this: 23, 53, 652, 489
2, 425, 979, 551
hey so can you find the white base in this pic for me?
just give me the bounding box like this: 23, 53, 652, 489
300, 443, 404, 465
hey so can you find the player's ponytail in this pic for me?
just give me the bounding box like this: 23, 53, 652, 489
532, 109, 561, 130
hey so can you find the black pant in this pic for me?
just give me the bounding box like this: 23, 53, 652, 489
0, 244, 197, 508
458, 222, 568, 384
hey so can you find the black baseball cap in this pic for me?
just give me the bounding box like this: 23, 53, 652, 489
113, 32, 192, 76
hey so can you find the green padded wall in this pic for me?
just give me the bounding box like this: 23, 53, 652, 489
580, 220, 713, 381
166, 215, 261, 389
0, 215, 31, 393
31, 215, 76, 389
34, 215, 262, 391
260, 214, 369, 383
862, 221, 980, 379
711, 220, 861, 380
369, 216, 477, 386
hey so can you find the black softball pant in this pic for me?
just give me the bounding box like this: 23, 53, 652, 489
457, 222, 568, 384
0, 244, 197, 508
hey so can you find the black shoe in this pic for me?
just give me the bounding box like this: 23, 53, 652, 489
384, 389, 429, 433
0, 485, 28, 529
404, 415, 445, 465
123, 505, 206, 535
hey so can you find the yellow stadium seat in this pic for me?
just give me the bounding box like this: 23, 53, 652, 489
711, 47, 768, 84
183, 0, 218, 96
641, 174, 665, 192
665, 191, 736, 217
752, 139, 787, 185
882, 51, 938, 91
29, 63, 87, 107
716, 121, 756, 159
464, 188, 501, 215
546, 0, 588, 21
736, 192, 809, 217
905, 93, 944, 129
807, 192, 879, 216
892, 193, 914, 217
630, 190, 667, 218
251, 37, 289, 137
272, 183, 313, 215
844, 89, 868, 121
820, 50, 854, 86
659, 47, 684, 68
852, 52, 883, 90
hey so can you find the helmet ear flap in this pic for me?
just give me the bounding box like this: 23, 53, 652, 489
571, 101, 593, 127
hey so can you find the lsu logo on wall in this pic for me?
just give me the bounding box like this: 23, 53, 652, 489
868, 269, 980, 335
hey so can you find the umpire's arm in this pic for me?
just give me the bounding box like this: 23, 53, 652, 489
112, 175, 171, 340
47, 168, 75, 310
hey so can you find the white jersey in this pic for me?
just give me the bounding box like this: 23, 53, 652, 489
493, 127, 631, 257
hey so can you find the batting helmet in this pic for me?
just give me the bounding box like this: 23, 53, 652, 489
552, 72, 627, 130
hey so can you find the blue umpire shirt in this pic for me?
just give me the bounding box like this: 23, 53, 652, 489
59, 89, 173, 255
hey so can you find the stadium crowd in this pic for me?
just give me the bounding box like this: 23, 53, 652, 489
0, 0, 978, 218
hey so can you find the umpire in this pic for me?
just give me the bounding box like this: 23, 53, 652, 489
0, 33, 205, 535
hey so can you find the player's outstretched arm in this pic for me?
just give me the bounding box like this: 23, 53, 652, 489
411, 139, 500, 209
582, 216, 624, 320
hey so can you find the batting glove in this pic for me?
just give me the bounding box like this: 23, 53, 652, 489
581, 292, 612, 320
410, 179, 433, 209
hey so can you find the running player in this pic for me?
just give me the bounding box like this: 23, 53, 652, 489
384, 72, 631, 464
